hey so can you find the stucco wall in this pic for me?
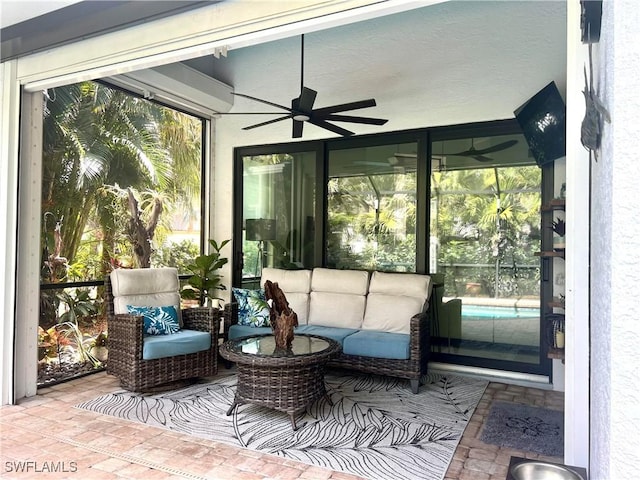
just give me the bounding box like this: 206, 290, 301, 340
591, 0, 640, 478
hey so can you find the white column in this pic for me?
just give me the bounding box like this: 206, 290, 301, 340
564, 0, 590, 469
13, 91, 44, 400
0, 60, 21, 405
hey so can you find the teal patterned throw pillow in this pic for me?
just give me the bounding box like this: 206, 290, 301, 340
126, 305, 180, 335
232, 288, 271, 327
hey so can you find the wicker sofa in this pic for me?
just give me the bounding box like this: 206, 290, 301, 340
224, 267, 432, 393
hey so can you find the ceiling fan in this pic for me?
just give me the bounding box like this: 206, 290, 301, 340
232, 35, 388, 138
445, 139, 518, 162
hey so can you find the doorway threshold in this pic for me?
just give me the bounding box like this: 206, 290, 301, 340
430, 362, 552, 389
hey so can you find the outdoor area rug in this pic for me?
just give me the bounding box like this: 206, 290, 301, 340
480, 400, 564, 457
76, 371, 488, 480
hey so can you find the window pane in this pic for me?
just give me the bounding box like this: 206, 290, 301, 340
327, 143, 417, 272
241, 152, 316, 282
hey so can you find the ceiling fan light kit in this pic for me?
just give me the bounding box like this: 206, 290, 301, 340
231, 34, 388, 138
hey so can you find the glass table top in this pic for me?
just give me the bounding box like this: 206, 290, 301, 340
229, 334, 332, 357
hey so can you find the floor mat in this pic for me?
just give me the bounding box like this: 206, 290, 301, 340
480, 400, 564, 457
77, 371, 487, 480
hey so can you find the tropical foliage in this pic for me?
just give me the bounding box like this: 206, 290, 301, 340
41, 81, 202, 281
432, 165, 541, 298
181, 239, 231, 306
39, 81, 204, 385
326, 162, 540, 298
327, 170, 417, 272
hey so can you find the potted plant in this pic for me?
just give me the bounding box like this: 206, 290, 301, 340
180, 239, 230, 308
550, 217, 566, 249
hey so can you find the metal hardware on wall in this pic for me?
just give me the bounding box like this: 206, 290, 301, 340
580, 41, 611, 162
580, 0, 602, 44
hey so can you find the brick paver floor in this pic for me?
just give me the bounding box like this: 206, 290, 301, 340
0, 371, 564, 479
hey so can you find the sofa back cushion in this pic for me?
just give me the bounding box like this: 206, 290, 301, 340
362, 271, 432, 334
260, 267, 312, 324
110, 267, 182, 325
308, 268, 369, 328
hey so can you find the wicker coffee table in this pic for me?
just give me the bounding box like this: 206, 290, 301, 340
219, 334, 341, 430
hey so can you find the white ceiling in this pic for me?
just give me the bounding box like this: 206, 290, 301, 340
192, 1, 567, 143
2, 1, 567, 145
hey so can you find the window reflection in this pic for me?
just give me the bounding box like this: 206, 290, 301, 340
327, 143, 417, 272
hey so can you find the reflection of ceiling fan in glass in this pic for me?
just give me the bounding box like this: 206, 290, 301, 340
444, 139, 518, 162
355, 152, 417, 172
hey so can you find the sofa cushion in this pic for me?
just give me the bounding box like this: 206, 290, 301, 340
343, 330, 410, 360
126, 305, 180, 335
228, 324, 272, 340
309, 292, 366, 328
261, 268, 311, 324
362, 272, 431, 334
367, 271, 431, 298
142, 329, 211, 360
232, 288, 270, 327
308, 268, 369, 328
111, 268, 182, 325
296, 325, 358, 344
261, 268, 312, 293
311, 268, 369, 295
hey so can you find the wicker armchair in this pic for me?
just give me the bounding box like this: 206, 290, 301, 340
105, 268, 220, 392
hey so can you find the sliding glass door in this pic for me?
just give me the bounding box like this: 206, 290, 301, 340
233, 120, 552, 377
429, 133, 544, 368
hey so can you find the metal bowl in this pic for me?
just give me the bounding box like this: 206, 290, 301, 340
510, 461, 585, 480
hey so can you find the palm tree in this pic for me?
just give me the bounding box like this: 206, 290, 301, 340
42, 81, 202, 279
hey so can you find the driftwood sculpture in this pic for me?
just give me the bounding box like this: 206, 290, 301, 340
264, 280, 298, 350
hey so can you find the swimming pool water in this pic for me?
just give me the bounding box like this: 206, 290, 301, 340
462, 304, 539, 319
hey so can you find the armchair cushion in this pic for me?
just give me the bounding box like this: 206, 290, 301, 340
142, 329, 211, 360
232, 288, 270, 327
126, 305, 180, 335
111, 267, 183, 326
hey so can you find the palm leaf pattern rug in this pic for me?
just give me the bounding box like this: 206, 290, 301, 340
76, 371, 487, 480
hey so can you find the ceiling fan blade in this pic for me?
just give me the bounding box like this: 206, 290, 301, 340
232, 92, 292, 112
472, 139, 519, 155
471, 155, 495, 162
293, 119, 304, 138
312, 99, 377, 115
214, 112, 289, 115
355, 161, 389, 166
320, 114, 388, 125
242, 115, 292, 130
308, 118, 354, 137
450, 139, 519, 156
298, 87, 317, 111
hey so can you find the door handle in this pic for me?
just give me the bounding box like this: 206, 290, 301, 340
542, 257, 550, 282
